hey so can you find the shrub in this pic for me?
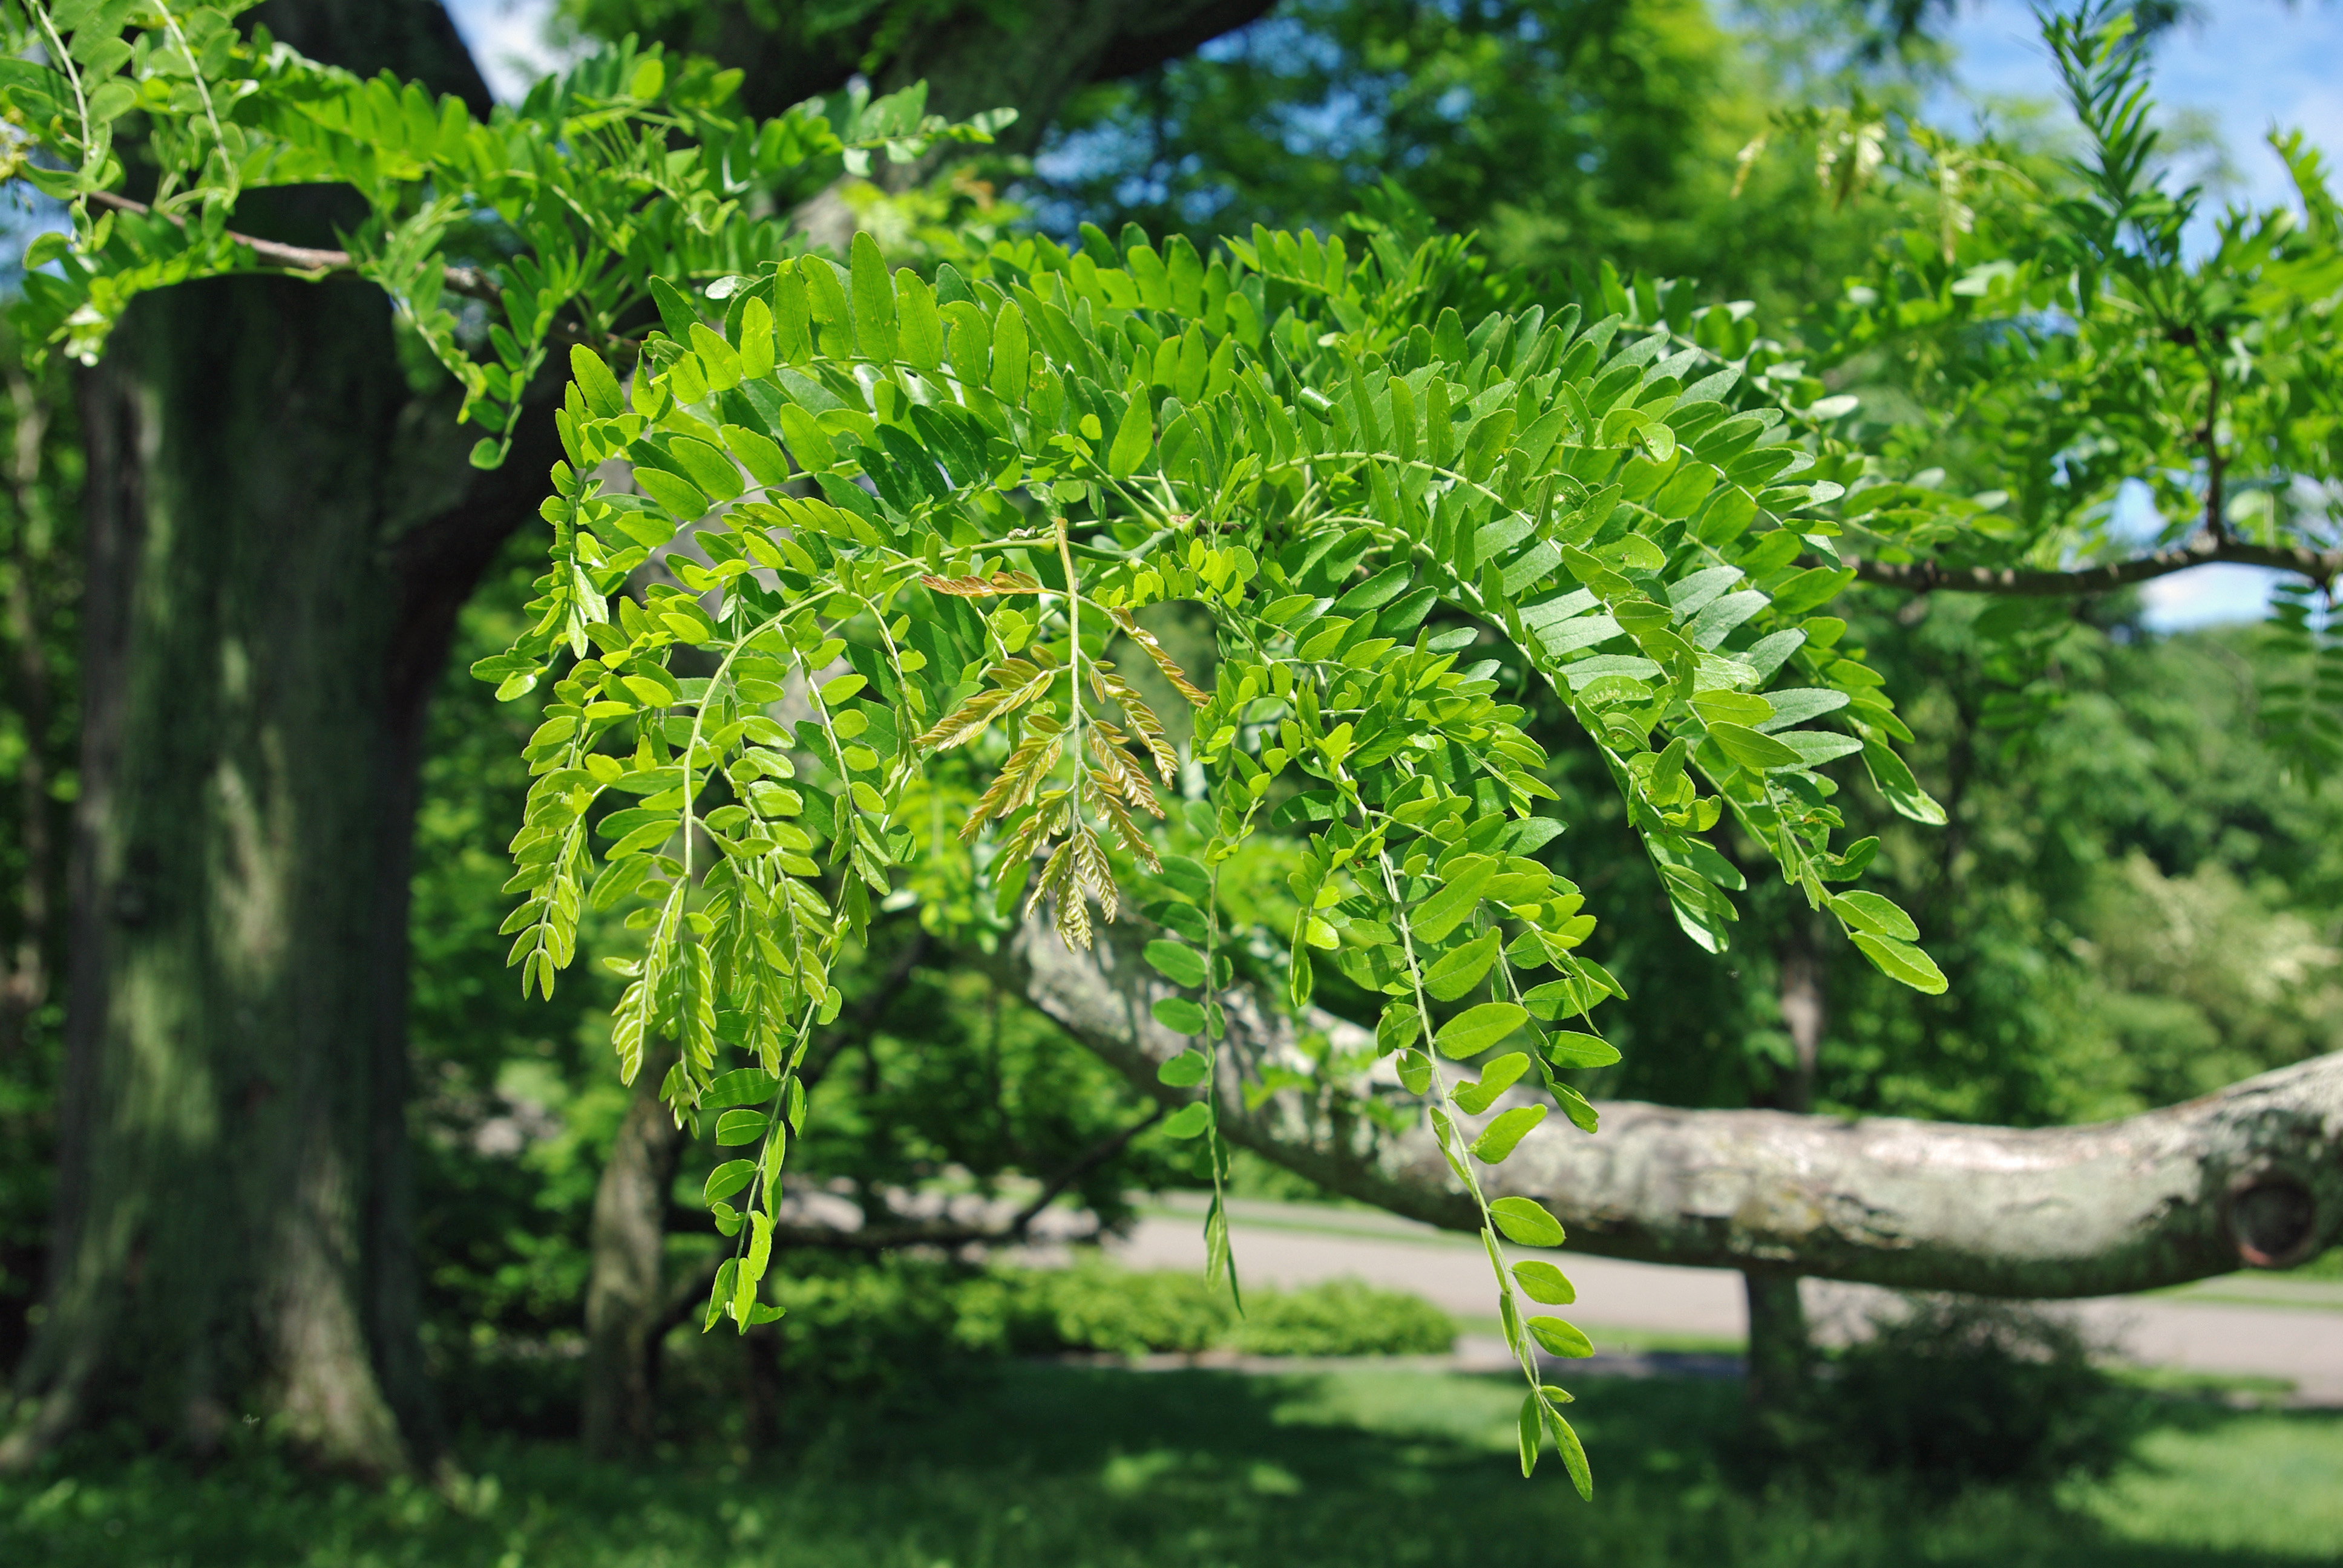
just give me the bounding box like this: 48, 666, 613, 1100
1010, 1261, 1455, 1357
1801, 1296, 2136, 1492
1227, 1276, 1458, 1357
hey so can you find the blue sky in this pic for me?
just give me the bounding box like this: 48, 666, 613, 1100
441, 0, 2338, 628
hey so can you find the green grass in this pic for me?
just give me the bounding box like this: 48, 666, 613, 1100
4, 1365, 2338, 1567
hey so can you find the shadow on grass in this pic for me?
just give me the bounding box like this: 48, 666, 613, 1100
3, 1365, 2335, 1567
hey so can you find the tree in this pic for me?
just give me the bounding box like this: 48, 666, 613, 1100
0, 0, 530, 1475
6, 0, 2338, 1492
0, 0, 999, 1471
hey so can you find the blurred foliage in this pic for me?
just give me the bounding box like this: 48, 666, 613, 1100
1034, 0, 1914, 319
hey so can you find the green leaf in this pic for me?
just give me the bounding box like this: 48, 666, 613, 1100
1453, 1052, 1529, 1114
703, 1068, 781, 1107
1157, 1048, 1210, 1086
1397, 1049, 1433, 1096
1862, 740, 1947, 825
1527, 1316, 1594, 1358
775, 403, 835, 470
632, 468, 710, 521
714, 1109, 768, 1146
1145, 940, 1209, 988
705, 1259, 738, 1332
1544, 1031, 1620, 1069
1434, 1001, 1527, 1059
1151, 996, 1206, 1034
1706, 721, 1804, 772
1469, 1104, 1548, 1163
1512, 1260, 1576, 1305
1377, 1001, 1421, 1057
1156, 854, 1211, 903
850, 232, 898, 362
703, 1160, 756, 1204
819, 673, 868, 704
1162, 1102, 1213, 1138
1410, 856, 1496, 944
1851, 930, 1949, 995
1829, 890, 1919, 942
1769, 566, 1855, 616
570, 345, 624, 417
668, 436, 745, 503
1689, 690, 1774, 727
1547, 1408, 1593, 1500
1518, 1393, 1541, 1479
1489, 1197, 1564, 1247
1107, 392, 1153, 478
1422, 930, 1500, 1001
897, 271, 943, 369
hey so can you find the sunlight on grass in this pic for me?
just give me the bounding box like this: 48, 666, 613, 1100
2080, 1411, 2343, 1557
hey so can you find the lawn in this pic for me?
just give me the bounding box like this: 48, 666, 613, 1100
4, 1364, 2337, 1567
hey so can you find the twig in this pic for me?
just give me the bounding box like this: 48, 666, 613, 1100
1850, 535, 2343, 596
87, 189, 501, 302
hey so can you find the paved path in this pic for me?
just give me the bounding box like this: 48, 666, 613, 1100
1107, 1196, 2343, 1403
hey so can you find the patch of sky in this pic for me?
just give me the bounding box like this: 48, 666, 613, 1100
1933, 0, 2343, 251
2104, 474, 2293, 631
443, 0, 576, 105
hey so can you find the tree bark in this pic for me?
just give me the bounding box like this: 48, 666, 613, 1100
1012, 923, 2342, 1295
1742, 917, 1826, 1407
0, 3, 551, 1472
582, 1074, 686, 1459
1, 370, 61, 1060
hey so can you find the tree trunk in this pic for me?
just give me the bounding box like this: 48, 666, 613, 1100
1013, 922, 2343, 1293
0, 2, 550, 1475
1, 370, 61, 1059
582, 1075, 686, 1459
1742, 1272, 1809, 1411
1741, 917, 1827, 1408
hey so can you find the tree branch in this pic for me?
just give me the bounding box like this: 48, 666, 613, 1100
1010, 921, 2343, 1298
1852, 535, 2343, 596
672, 1103, 1167, 1255
87, 190, 500, 302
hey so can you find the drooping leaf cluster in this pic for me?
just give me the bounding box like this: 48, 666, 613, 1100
474, 203, 1974, 1488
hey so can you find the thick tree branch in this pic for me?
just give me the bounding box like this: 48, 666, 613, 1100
1852, 535, 2343, 596
1011, 923, 2342, 1298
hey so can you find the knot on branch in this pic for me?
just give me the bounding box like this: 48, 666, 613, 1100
2226, 1169, 2320, 1269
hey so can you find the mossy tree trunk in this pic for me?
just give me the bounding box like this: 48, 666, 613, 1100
0, 1, 547, 1473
